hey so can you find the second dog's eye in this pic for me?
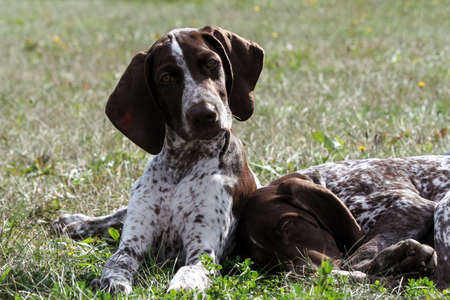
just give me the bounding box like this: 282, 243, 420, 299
205, 58, 219, 70
159, 73, 174, 85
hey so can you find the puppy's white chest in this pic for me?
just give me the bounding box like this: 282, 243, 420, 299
139, 157, 235, 261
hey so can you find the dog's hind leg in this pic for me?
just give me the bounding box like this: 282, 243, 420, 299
52, 207, 127, 239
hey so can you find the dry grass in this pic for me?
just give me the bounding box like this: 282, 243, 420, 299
0, 0, 448, 298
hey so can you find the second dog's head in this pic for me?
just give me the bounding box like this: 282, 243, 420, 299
105, 26, 264, 154
237, 174, 363, 270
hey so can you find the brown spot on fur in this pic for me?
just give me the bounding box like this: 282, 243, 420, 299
194, 215, 204, 223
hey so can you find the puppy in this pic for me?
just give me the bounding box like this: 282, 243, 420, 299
54, 26, 263, 293
238, 156, 449, 288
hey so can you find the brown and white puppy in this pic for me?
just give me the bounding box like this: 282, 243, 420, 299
53, 26, 263, 293
238, 156, 449, 289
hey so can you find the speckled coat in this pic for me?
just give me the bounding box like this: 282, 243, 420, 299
238, 155, 449, 289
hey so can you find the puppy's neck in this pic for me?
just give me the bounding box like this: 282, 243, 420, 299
161, 125, 230, 168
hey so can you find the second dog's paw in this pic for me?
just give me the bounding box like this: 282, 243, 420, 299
368, 239, 437, 277
393, 239, 437, 276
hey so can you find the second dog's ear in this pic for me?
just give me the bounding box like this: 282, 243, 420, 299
200, 25, 264, 121
105, 51, 165, 154
277, 177, 363, 252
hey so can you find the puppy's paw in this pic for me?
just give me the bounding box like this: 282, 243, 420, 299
167, 265, 210, 292
52, 214, 91, 238
368, 239, 437, 277
91, 276, 132, 294
393, 239, 437, 276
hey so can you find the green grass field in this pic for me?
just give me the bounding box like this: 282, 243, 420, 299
1, 0, 449, 298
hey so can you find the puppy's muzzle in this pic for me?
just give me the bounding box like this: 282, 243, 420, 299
186, 102, 221, 138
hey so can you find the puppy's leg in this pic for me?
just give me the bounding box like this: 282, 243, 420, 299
167, 176, 234, 292
434, 191, 450, 289
90, 200, 158, 293
91, 168, 166, 294
53, 207, 127, 239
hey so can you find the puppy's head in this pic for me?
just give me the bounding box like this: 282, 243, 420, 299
105, 26, 264, 154
238, 174, 363, 270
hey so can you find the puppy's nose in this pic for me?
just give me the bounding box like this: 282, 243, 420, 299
187, 102, 218, 129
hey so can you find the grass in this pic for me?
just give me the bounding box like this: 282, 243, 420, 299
0, 0, 449, 298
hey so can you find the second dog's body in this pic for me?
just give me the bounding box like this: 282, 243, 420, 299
239, 156, 449, 289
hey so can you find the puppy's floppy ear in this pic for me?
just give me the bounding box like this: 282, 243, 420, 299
277, 177, 363, 252
105, 51, 165, 154
200, 25, 264, 121
270, 173, 313, 186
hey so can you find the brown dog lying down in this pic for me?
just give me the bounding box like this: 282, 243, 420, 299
237, 156, 449, 289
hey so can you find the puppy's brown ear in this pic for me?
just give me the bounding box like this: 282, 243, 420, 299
105, 51, 165, 154
200, 25, 264, 121
277, 177, 363, 252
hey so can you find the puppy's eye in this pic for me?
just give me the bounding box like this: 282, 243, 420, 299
205, 58, 219, 69
159, 73, 173, 85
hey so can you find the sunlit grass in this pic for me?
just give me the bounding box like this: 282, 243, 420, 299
0, 0, 448, 298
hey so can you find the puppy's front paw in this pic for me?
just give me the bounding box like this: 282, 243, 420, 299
368, 239, 437, 277
91, 276, 132, 294
393, 239, 437, 276
167, 265, 210, 292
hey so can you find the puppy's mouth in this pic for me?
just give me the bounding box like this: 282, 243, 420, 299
194, 125, 225, 140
